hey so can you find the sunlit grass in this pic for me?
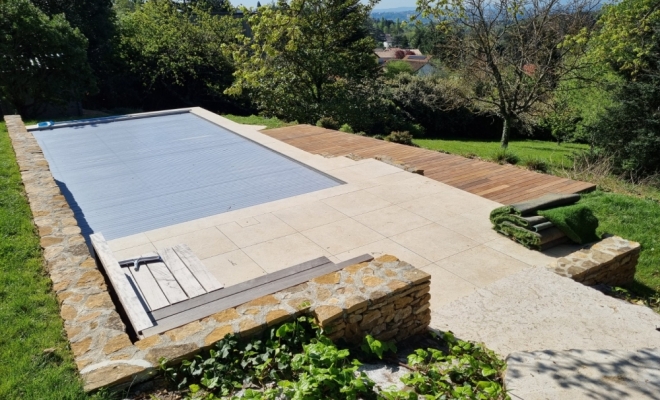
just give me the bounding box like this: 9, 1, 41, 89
222, 114, 296, 130
413, 137, 588, 168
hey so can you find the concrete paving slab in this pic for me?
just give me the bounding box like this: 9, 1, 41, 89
505, 348, 660, 400
430, 267, 660, 356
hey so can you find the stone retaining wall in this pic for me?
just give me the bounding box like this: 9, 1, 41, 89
547, 236, 640, 286
4, 115, 431, 392
318, 260, 431, 343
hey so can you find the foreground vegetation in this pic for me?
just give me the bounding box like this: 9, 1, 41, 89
159, 317, 508, 399
0, 122, 102, 399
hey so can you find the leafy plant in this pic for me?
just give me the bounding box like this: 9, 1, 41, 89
360, 335, 397, 360
524, 158, 549, 173
316, 116, 341, 130
385, 131, 414, 145
382, 331, 509, 400
339, 123, 354, 133
492, 149, 520, 165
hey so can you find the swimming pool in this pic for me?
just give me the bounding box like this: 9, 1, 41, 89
31, 111, 343, 240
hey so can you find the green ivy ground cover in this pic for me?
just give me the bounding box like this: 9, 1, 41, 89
159, 317, 509, 400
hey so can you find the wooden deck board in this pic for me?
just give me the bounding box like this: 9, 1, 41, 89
263, 125, 596, 204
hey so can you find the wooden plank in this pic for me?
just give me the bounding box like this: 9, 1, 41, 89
151, 256, 332, 320
90, 233, 154, 334
173, 244, 223, 292
127, 253, 171, 311
149, 261, 189, 304
142, 254, 374, 337
262, 125, 596, 202
159, 246, 206, 298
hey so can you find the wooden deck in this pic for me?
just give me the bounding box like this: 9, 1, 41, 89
263, 125, 596, 204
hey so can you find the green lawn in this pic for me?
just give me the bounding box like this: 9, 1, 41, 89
222, 114, 296, 130
580, 191, 660, 298
0, 122, 107, 399
413, 137, 589, 168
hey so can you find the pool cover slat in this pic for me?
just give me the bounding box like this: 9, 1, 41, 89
33, 112, 342, 240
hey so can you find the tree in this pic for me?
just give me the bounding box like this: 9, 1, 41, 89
117, 0, 241, 109
582, 0, 660, 177
418, 0, 600, 147
385, 60, 414, 77
588, 0, 660, 77
0, 0, 94, 116
226, 0, 380, 125
30, 0, 116, 76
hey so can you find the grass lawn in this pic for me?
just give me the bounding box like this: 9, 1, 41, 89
413, 137, 589, 168
580, 191, 660, 298
222, 114, 296, 130
0, 122, 108, 399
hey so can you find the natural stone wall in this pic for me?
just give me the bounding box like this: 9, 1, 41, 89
317, 258, 431, 343
547, 236, 640, 286
5, 115, 432, 392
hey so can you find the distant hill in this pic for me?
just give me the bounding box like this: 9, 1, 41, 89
371, 7, 418, 21
372, 7, 417, 12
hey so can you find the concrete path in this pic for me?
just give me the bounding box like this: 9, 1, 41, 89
430, 267, 660, 399
505, 348, 660, 400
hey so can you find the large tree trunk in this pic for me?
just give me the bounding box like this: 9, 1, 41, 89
501, 115, 512, 148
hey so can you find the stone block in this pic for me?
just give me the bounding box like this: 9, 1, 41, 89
103, 334, 133, 355
266, 309, 292, 326
135, 335, 162, 351
204, 325, 234, 346
165, 322, 203, 342
312, 272, 341, 285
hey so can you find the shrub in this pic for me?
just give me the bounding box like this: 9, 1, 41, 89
385, 131, 414, 145
374, 134, 385, 140
493, 149, 520, 165
524, 158, 549, 172
316, 116, 340, 130
355, 131, 366, 136
339, 123, 354, 133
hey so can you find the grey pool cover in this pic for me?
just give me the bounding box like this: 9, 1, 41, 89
32, 112, 342, 240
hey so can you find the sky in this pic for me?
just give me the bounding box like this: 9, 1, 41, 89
235, 0, 418, 10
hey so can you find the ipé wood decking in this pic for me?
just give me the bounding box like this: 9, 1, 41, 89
263, 125, 596, 204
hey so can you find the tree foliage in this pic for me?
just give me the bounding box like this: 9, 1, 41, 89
578, 0, 660, 177
226, 0, 380, 126
417, 0, 600, 147
588, 0, 660, 76
590, 76, 660, 176
31, 0, 116, 73
117, 0, 241, 109
0, 0, 94, 116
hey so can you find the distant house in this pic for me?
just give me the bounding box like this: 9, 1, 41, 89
374, 47, 424, 63
374, 48, 436, 76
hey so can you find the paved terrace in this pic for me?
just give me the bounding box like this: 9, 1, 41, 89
263, 125, 595, 204
108, 109, 580, 312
